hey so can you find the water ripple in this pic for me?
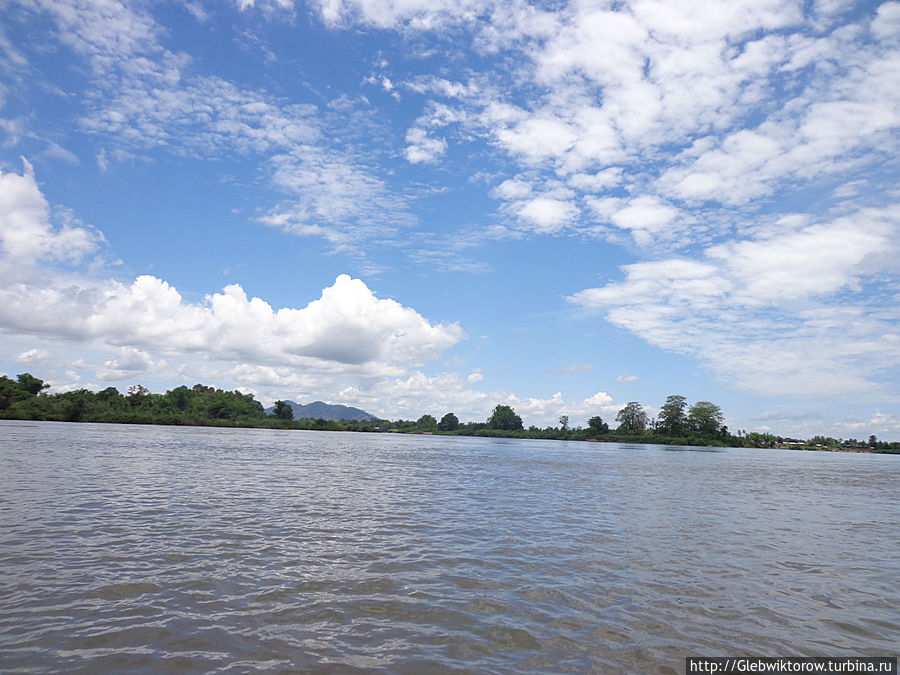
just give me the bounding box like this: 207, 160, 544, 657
1, 422, 898, 673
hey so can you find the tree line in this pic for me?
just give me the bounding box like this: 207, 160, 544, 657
1, 373, 897, 452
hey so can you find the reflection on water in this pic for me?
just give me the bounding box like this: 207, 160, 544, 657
1, 421, 897, 673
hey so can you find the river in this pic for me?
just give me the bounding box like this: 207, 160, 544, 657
1, 421, 897, 673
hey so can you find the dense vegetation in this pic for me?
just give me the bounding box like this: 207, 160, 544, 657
1, 373, 897, 452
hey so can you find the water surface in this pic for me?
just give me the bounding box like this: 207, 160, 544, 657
1, 421, 897, 673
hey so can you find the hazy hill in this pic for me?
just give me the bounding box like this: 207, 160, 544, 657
265, 400, 376, 421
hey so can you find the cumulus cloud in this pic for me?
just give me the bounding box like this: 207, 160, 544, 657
0, 164, 463, 385
608, 196, 681, 246
0, 159, 99, 267
516, 197, 578, 233
871, 2, 900, 39
0, 272, 463, 372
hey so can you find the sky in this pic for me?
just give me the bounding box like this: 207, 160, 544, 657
0, 0, 898, 439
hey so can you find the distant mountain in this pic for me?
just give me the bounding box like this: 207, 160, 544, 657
265, 400, 376, 421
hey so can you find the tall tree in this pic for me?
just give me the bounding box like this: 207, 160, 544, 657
272, 400, 294, 420
616, 402, 649, 435
16, 373, 48, 396
166, 385, 192, 411
657, 395, 687, 436
487, 404, 523, 430
687, 401, 724, 436
416, 414, 437, 430
438, 412, 459, 431
587, 416, 608, 434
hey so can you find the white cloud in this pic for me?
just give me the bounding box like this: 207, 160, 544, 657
404, 127, 447, 164
584, 391, 614, 407
98, 347, 165, 380
494, 116, 579, 164
657, 46, 900, 207
0, 164, 463, 384
505, 390, 622, 428
308, 0, 900, 257
570, 206, 900, 397
311, 0, 488, 29
871, 2, 900, 40
80, 74, 321, 157
545, 363, 594, 375
184, 1, 210, 23
491, 178, 532, 200
261, 149, 412, 248
610, 196, 680, 240
616, 374, 638, 383
706, 213, 894, 304
838, 410, 900, 437
568, 168, 622, 193
236, 0, 294, 11
516, 197, 578, 233
16, 348, 52, 366
0, 273, 464, 372
16, 0, 414, 250
0, 159, 99, 267
33, 0, 162, 73
753, 408, 900, 440
356, 384, 624, 429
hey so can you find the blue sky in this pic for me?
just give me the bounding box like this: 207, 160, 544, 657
1, 0, 898, 439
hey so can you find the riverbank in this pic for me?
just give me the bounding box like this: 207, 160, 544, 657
3, 372, 897, 452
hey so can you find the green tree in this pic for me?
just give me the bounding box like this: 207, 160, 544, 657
587, 416, 609, 434
0, 375, 38, 409
616, 402, 649, 435
657, 394, 687, 436
59, 389, 93, 422
559, 415, 569, 431
438, 412, 460, 431
166, 385, 192, 411
96, 386, 123, 403
17, 373, 49, 396
127, 384, 150, 408
688, 401, 724, 436
487, 404, 523, 431
272, 400, 294, 420
205, 390, 263, 420
416, 414, 437, 430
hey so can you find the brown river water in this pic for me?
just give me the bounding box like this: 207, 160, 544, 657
1, 421, 897, 673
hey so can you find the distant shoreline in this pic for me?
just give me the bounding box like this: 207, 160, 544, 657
3, 373, 896, 452
2, 417, 896, 454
